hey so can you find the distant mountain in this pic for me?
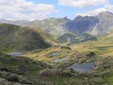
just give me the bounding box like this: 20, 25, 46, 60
0, 24, 56, 52
57, 33, 77, 43
76, 33, 97, 42
19, 11, 113, 37
57, 33, 97, 44
0, 19, 29, 26
1, 11, 113, 43
22, 17, 70, 38
65, 11, 113, 36
0, 17, 70, 38
91, 11, 113, 35
64, 16, 99, 35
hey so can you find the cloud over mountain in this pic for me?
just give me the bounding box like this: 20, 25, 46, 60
59, 0, 108, 8
0, 0, 57, 20
76, 4, 113, 16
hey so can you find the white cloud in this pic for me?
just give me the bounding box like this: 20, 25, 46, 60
59, 0, 108, 8
75, 4, 113, 16
76, 8, 107, 16
0, 0, 57, 21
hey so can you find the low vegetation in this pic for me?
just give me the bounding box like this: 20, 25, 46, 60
1, 23, 113, 85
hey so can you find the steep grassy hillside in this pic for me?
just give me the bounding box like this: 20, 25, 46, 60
57, 33, 77, 43
0, 24, 55, 52
57, 33, 97, 44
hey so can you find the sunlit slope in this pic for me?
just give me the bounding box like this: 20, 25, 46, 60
71, 31, 113, 56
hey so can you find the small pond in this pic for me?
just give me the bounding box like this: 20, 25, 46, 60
8, 52, 23, 57
51, 57, 68, 63
48, 52, 59, 57
68, 62, 95, 73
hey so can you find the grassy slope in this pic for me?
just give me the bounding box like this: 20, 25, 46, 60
0, 52, 108, 85
24, 46, 71, 65
0, 24, 57, 52
57, 32, 77, 43
1, 24, 113, 84
70, 35, 113, 56
0, 52, 50, 85
70, 33, 113, 84
24, 32, 113, 84
24, 46, 111, 85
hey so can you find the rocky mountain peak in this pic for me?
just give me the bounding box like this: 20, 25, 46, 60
98, 11, 113, 17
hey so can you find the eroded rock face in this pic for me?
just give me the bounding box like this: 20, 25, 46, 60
91, 12, 113, 35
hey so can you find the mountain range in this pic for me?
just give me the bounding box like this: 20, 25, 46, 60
1, 11, 113, 44
1, 11, 113, 35
65, 11, 113, 36
1, 11, 113, 85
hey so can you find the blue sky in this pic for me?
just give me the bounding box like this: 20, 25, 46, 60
0, 0, 113, 20
26, 0, 113, 19
23, 0, 79, 19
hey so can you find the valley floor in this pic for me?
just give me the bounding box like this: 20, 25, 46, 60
1, 39, 113, 85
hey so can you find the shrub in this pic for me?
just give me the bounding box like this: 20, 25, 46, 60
6, 74, 19, 82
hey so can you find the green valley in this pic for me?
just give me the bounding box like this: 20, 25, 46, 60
1, 12, 113, 85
